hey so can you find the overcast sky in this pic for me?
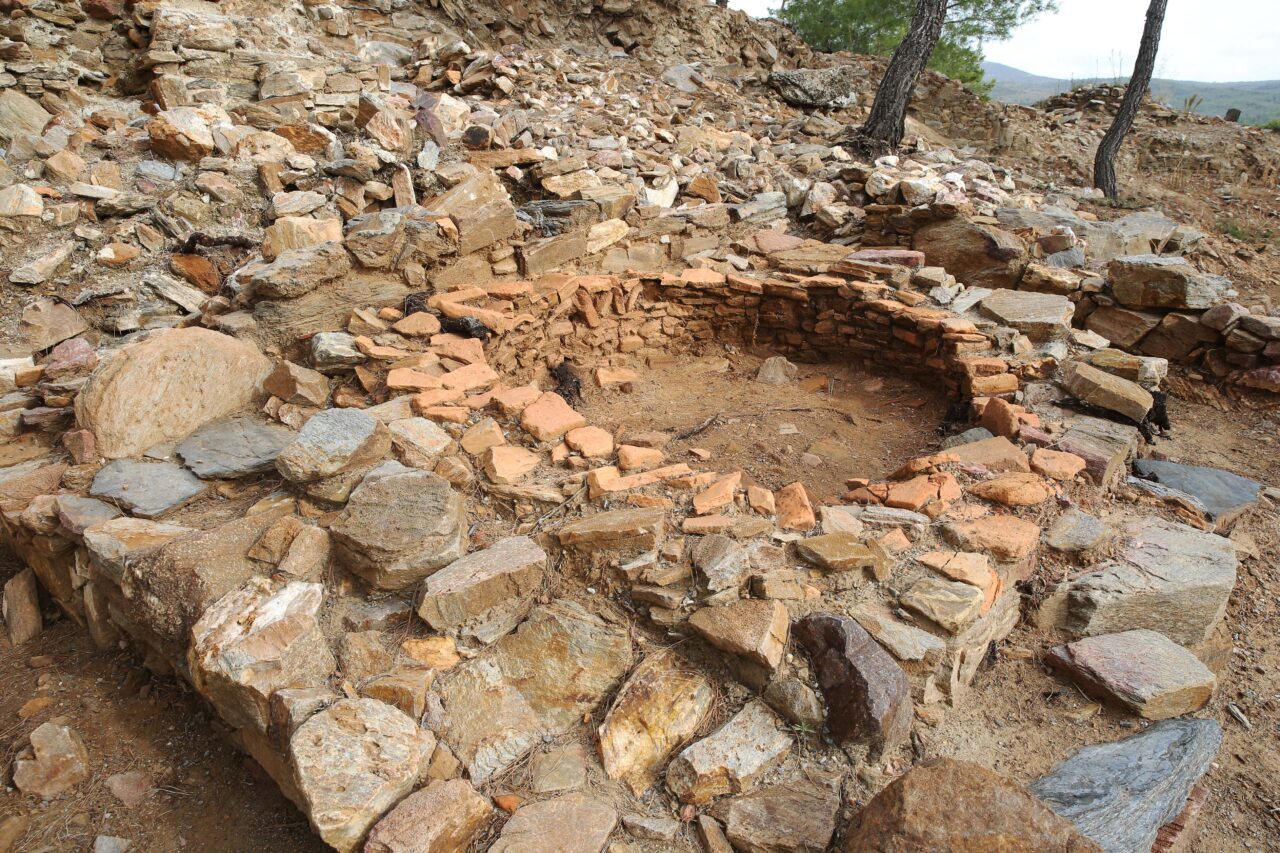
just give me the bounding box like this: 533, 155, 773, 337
728, 0, 1280, 83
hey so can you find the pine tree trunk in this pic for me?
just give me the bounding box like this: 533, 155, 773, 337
1094, 0, 1168, 199
855, 0, 949, 151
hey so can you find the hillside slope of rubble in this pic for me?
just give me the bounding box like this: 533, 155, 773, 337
1, 1, 1278, 851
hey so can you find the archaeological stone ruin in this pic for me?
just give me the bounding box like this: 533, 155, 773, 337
1, 0, 1278, 850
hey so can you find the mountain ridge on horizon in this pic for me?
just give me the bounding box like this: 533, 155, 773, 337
982, 60, 1280, 125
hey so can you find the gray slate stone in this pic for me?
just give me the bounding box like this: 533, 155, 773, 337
1065, 517, 1237, 646
1044, 508, 1107, 553
942, 427, 993, 449
1030, 718, 1222, 853
90, 460, 208, 518
177, 417, 295, 479
1132, 459, 1260, 531
769, 66, 862, 108
980, 289, 1074, 341
330, 469, 467, 590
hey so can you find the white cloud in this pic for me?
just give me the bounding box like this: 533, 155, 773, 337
727, 0, 1280, 82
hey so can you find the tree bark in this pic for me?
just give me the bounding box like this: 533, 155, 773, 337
855, 0, 949, 151
1093, 0, 1168, 199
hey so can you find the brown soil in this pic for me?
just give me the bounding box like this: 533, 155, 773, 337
575, 347, 950, 502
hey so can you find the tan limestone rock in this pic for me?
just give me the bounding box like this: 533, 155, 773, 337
598, 650, 714, 795
75, 328, 271, 459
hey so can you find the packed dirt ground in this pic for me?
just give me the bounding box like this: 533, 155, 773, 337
3, 0, 1280, 850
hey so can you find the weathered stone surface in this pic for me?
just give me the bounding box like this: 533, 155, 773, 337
244, 242, 352, 300
1084, 348, 1168, 387
264, 361, 330, 407
1045, 508, 1107, 552
433, 171, 517, 255
1061, 361, 1153, 422
176, 417, 294, 479
1030, 719, 1222, 853
12, 722, 91, 798
692, 534, 751, 595
853, 607, 946, 665
1046, 630, 1215, 720
20, 295, 87, 345
291, 699, 426, 853
756, 355, 797, 385
667, 700, 792, 804
942, 514, 1040, 559
969, 472, 1052, 506
364, 779, 492, 853
769, 66, 861, 108
0, 90, 51, 142
557, 507, 665, 554
795, 532, 886, 576
387, 418, 453, 469
276, 408, 391, 483
845, 758, 1100, 852
599, 649, 714, 795
93, 511, 283, 659
434, 601, 632, 782
1065, 517, 1237, 646
417, 535, 545, 642
76, 328, 271, 459
90, 460, 208, 518
714, 780, 840, 853
901, 576, 985, 633
489, 793, 617, 853
913, 218, 1028, 290
3, 567, 41, 645
793, 614, 911, 758
81, 517, 192, 580
520, 391, 585, 442
946, 435, 1032, 473
190, 579, 334, 733
1132, 459, 1260, 530
689, 600, 789, 671
331, 470, 467, 590
1056, 414, 1141, 489
1108, 255, 1233, 310
1085, 306, 1162, 349
979, 289, 1073, 341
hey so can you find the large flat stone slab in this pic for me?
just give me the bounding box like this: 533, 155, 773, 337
290, 698, 427, 853
176, 417, 295, 479
1065, 517, 1237, 646
1132, 459, 1260, 531
489, 793, 617, 853
1108, 254, 1233, 310
980, 289, 1073, 341
845, 758, 1099, 852
1030, 719, 1222, 853
667, 700, 792, 804
434, 601, 632, 782
189, 579, 334, 734
1046, 629, 1215, 720
90, 460, 208, 518
416, 535, 545, 643
712, 780, 840, 853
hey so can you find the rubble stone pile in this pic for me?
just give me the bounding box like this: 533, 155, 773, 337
2, 0, 1277, 851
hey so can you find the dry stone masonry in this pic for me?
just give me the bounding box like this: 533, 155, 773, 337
0, 0, 1272, 850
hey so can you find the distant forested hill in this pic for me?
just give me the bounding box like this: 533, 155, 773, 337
982, 61, 1280, 126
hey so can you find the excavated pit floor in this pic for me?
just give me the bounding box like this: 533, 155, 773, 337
574, 350, 951, 501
